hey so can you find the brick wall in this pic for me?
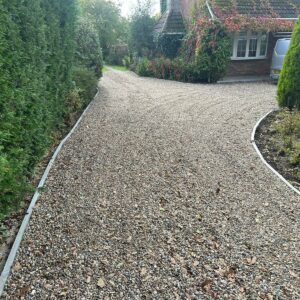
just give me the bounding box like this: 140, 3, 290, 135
226, 33, 278, 77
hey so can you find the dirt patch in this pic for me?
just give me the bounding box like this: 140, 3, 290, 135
255, 110, 300, 190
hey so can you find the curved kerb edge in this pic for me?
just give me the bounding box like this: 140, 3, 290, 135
251, 109, 300, 197
0, 89, 100, 296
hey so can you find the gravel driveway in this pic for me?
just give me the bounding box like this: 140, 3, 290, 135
3, 70, 299, 299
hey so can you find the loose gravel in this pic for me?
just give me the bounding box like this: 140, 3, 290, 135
3, 70, 299, 299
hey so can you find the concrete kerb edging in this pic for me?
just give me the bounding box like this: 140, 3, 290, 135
251, 109, 300, 197
0, 89, 100, 296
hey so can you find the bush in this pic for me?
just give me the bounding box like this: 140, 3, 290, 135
136, 58, 153, 77
72, 67, 98, 107
277, 17, 300, 110
122, 56, 132, 69
183, 19, 231, 83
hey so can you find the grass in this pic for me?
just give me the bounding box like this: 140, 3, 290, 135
108, 65, 128, 71
102, 66, 109, 73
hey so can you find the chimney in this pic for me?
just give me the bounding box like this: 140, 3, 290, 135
167, 0, 181, 12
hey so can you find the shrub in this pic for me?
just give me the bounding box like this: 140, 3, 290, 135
122, 56, 132, 69
72, 67, 98, 107
183, 19, 231, 83
136, 58, 153, 77
134, 20, 231, 83
277, 17, 300, 110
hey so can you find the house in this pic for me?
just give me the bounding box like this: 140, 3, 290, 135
154, 0, 185, 38
156, 0, 300, 77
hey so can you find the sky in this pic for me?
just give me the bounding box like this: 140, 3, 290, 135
112, 0, 160, 17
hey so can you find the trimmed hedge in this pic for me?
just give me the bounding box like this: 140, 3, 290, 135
278, 17, 300, 110
0, 0, 77, 215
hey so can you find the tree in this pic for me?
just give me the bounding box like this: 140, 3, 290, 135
129, 1, 156, 57
75, 18, 103, 77
277, 17, 300, 110
78, 0, 127, 57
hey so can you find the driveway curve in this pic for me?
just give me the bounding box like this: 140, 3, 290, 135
3, 70, 299, 299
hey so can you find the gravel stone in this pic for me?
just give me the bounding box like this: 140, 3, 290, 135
2, 70, 300, 299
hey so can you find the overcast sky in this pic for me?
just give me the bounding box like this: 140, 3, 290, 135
112, 0, 160, 17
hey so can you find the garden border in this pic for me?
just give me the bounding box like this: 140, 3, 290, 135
251, 109, 300, 197
0, 89, 99, 296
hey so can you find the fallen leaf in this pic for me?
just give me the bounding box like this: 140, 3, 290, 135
201, 279, 212, 292
289, 270, 298, 278
19, 286, 30, 297
193, 260, 200, 267
185, 293, 192, 300
97, 278, 106, 288
267, 294, 274, 300
246, 257, 257, 265
140, 267, 147, 276
174, 292, 180, 300
13, 262, 22, 272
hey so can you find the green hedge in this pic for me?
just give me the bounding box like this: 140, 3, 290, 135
0, 0, 76, 215
278, 17, 300, 110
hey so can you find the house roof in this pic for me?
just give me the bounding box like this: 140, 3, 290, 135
210, 0, 300, 19
154, 10, 185, 35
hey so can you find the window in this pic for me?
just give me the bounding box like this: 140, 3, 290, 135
232, 31, 268, 60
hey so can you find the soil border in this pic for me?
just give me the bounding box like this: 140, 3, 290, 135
251, 110, 300, 196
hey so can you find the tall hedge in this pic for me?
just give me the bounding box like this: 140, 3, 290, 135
278, 17, 300, 109
0, 0, 76, 215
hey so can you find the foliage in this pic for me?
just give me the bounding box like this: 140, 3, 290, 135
192, 19, 231, 83
156, 34, 184, 59
72, 67, 98, 107
277, 17, 300, 110
210, 0, 296, 32
75, 18, 103, 77
129, 11, 156, 57
122, 56, 132, 69
136, 58, 153, 77
136, 19, 231, 83
78, 0, 127, 57
0, 0, 77, 215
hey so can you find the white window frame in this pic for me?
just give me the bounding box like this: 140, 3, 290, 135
231, 30, 269, 60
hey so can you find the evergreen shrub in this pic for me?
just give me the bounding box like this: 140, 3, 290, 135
277, 17, 300, 110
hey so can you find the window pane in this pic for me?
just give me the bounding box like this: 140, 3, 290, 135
237, 39, 247, 57
249, 38, 258, 57
260, 34, 268, 56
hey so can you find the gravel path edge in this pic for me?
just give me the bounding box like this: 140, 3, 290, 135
0, 89, 100, 296
252, 109, 300, 197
